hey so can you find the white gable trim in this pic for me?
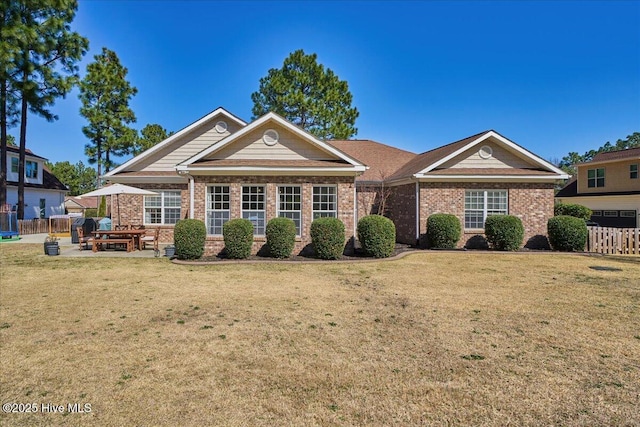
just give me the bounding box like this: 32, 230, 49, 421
106, 107, 247, 176
178, 112, 365, 168
415, 131, 568, 177
413, 174, 569, 182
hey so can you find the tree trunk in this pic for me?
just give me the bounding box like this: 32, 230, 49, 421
18, 92, 27, 220
0, 79, 7, 208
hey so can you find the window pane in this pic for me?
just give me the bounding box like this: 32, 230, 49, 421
144, 191, 182, 225
207, 186, 230, 235
313, 186, 337, 217
279, 186, 302, 235
11, 158, 18, 173
242, 186, 265, 235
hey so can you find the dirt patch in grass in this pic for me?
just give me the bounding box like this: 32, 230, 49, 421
1, 244, 639, 426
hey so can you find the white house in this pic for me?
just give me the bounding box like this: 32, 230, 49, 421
3, 146, 67, 219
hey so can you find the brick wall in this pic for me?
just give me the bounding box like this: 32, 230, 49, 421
192, 176, 356, 256
387, 183, 417, 245
418, 182, 555, 249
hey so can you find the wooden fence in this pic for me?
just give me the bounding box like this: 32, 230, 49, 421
17, 219, 49, 235
587, 226, 640, 255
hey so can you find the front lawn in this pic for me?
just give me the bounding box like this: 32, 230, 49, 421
1, 245, 638, 426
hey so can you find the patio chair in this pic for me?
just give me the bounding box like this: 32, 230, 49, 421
77, 227, 93, 251
141, 227, 160, 253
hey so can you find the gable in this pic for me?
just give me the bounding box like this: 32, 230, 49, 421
206, 122, 338, 162
438, 139, 537, 170
135, 118, 244, 171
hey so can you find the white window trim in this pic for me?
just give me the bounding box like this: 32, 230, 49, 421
587, 167, 605, 188
464, 189, 508, 230
144, 190, 182, 225
312, 185, 338, 219
206, 185, 231, 236
241, 184, 266, 236
26, 160, 38, 179
277, 185, 302, 236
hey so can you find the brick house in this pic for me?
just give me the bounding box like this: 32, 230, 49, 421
104, 108, 568, 255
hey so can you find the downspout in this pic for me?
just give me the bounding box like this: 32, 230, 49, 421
189, 174, 195, 219
415, 181, 420, 244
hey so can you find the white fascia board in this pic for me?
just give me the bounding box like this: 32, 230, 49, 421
106, 108, 247, 176
178, 165, 365, 176
414, 174, 569, 183
417, 131, 568, 176
180, 112, 365, 168
104, 175, 188, 184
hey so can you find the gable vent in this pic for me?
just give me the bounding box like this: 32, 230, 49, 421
263, 129, 279, 146
215, 121, 228, 133
479, 145, 493, 159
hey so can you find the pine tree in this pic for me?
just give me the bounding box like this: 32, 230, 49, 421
79, 47, 137, 186
251, 50, 359, 140
132, 123, 172, 155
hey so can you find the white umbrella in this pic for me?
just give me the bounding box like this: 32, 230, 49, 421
78, 183, 157, 225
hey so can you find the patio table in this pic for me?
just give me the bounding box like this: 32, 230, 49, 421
91, 229, 147, 252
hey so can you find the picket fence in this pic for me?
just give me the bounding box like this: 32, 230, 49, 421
587, 226, 640, 255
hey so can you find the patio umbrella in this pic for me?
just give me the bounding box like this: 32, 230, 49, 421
78, 183, 157, 225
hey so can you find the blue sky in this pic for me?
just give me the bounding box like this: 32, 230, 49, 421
17, 0, 640, 167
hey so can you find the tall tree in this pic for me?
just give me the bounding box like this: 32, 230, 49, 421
132, 123, 172, 155
46, 160, 96, 195
251, 49, 359, 140
79, 47, 137, 186
559, 132, 640, 175
2, 0, 87, 219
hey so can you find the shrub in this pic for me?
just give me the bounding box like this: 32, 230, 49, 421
554, 203, 592, 221
265, 217, 296, 258
310, 217, 345, 259
98, 196, 107, 217
484, 215, 524, 251
548, 215, 588, 252
223, 218, 254, 259
174, 219, 206, 260
84, 208, 98, 218
357, 215, 396, 258
426, 213, 461, 249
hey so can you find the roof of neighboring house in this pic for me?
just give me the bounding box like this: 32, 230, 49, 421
64, 196, 98, 209
555, 178, 577, 197
555, 177, 640, 197
588, 147, 640, 163
4, 145, 48, 160
327, 140, 416, 182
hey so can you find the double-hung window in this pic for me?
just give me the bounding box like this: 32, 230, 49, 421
207, 186, 230, 235
278, 186, 301, 235
144, 190, 181, 224
10, 157, 18, 173
26, 161, 38, 179
587, 168, 605, 188
312, 186, 337, 219
631, 164, 638, 179
464, 190, 507, 229
242, 186, 266, 235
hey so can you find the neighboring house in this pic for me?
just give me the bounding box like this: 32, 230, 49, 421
3, 145, 67, 219
556, 147, 640, 228
104, 107, 569, 254
65, 196, 98, 216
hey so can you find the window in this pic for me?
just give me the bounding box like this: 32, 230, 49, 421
603, 210, 618, 217
587, 168, 605, 188
620, 210, 636, 218
464, 190, 508, 229
144, 190, 181, 224
591, 210, 602, 217
206, 186, 230, 235
631, 164, 638, 179
26, 161, 38, 179
242, 186, 265, 235
313, 186, 337, 219
278, 186, 301, 235
10, 157, 18, 173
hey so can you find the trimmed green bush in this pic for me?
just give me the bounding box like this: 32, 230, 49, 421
310, 217, 345, 259
98, 196, 107, 217
265, 217, 296, 258
554, 203, 592, 221
426, 213, 461, 249
484, 215, 524, 251
174, 219, 206, 260
548, 215, 587, 252
357, 215, 396, 258
223, 218, 254, 259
